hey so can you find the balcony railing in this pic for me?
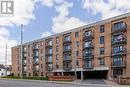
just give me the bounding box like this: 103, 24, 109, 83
83, 52, 94, 59
63, 40, 71, 45
112, 36, 127, 45
112, 23, 127, 34
83, 33, 93, 41
63, 49, 71, 54
83, 44, 94, 50
83, 63, 94, 69
111, 61, 126, 68
45, 44, 53, 48
63, 66, 72, 71
63, 57, 71, 62
111, 48, 127, 56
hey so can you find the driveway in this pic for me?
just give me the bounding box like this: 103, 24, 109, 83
82, 79, 106, 84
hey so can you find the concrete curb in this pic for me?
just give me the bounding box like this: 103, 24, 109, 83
0, 78, 129, 87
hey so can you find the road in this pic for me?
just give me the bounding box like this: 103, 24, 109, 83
0, 79, 114, 87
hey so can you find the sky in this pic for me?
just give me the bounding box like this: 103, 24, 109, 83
0, 0, 130, 65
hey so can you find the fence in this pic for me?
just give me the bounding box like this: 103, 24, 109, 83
48, 75, 74, 81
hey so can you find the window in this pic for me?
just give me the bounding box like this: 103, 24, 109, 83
56, 54, 59, 60
113, 57, 123, 66
64, 35, 71, 41
56, 37, 59, 44
75, 32, 79, 38
64, 45, 71, 50
113, 45, 123, 53
48, 48, 52, 54
100, 25, 105, 33
76, 60, 79, 66
84, 60, 92, 68
100, 36, 104, 44
75, 51, 79, 57
48, 56, 52, 62
113, 69, 123, 76
34, 58, 39, 64
113, 22, 126, 30
56, 46, 59, 52
113, 34, 123, 42
99, 58, 105, 65
48, 40, 52, 46
56, 62, 59, 69
100, 47, 105, 55
75, 41, 79, 47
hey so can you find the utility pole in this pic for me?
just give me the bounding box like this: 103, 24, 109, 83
20, 24, 23, 79
5, 43, 7, 76
74, 50, 77, 81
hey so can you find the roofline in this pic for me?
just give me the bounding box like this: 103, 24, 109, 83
13, 12, 130, 48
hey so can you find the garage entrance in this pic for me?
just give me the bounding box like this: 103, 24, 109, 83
84, 70, 108, 79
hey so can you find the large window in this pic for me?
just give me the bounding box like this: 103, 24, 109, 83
48, 56, 52, 62
64, 35, 71, 41
48, 49, 52, 54
100, 36, 105, 44
113, 57, 123, 66
113, 22, 126, 30
113, 45, 123, 53
48, 40, 52, 46
113, 34, 124, 42
84, 60, 92, 68
64, 45, 71, 50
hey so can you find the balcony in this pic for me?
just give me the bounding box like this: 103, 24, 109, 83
45, 53, 53, 56
63, 56, 71, 62
83, 52, 94, 60
63, 49, 71, 54
83, 33, 93, 41
63, 66, 72, 71
111, 61, 126, 68
112, 35, 127, 45
63, 40, 71, 45
112, 22, 127, 34
83, 44, 94, 50
111, 48, 127, 56
45, 45, 53, 48
83, 63, 94, 69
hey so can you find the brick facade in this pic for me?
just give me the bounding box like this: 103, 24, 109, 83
12, 13, 130, 80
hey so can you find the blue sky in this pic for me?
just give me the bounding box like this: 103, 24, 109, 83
0, 0, 130, 65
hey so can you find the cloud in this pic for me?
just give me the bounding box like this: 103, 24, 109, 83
0, 0, 38, 65
82, 0, 130, 19
41, 0, 54, 7
0, 0, 36, 26
52, 17, 86, 33
0, 28, 17, 65
41, 32, 52, 38
51, 1, 86, 33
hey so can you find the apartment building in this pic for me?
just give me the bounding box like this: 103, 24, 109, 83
12, 13, 130, 80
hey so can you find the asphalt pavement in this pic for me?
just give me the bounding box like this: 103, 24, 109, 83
0, 79, 125, 87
